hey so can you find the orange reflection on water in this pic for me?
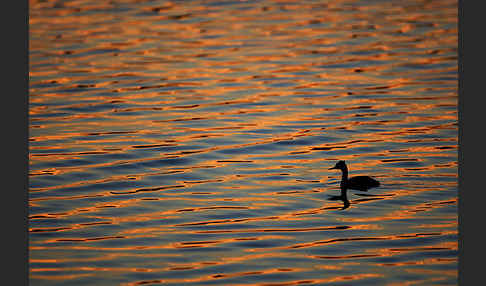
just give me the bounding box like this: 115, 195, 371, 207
340, 199, 457, 224
30, 273, 94, 282
30, 0, 457, 284
121, 271, 383, 286
377, 257, 457, 268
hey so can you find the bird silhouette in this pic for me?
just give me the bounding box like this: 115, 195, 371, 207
329, 160, 380, 192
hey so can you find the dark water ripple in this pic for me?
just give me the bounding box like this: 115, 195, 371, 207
30, 0, 457, 285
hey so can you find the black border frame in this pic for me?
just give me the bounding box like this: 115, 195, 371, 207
8, 0, 29, 285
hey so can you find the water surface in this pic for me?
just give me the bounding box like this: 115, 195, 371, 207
29, 0, 458, 285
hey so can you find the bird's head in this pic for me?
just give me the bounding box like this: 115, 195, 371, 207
329, 160, 347, 171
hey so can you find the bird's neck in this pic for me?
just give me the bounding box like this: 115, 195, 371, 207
339, 167, 348, 189
340, 167, 348, 182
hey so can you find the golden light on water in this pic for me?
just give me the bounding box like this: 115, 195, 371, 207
30, 0, 457, 284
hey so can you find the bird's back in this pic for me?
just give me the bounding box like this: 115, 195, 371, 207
346, 175, 380, 191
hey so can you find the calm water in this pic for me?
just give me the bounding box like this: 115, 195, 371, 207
29, 0, 458, 285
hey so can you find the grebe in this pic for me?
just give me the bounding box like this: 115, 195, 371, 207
329, 160, 380, 192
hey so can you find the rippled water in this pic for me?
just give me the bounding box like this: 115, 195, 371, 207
29, 0, 458, 285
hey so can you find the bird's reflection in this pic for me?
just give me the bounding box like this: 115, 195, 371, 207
327, 187, 350, 210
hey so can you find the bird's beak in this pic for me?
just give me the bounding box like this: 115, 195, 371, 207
329, 166, 337, 170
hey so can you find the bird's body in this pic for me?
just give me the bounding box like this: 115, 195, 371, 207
329, 160, 380, 192
345, 175, 380, 191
